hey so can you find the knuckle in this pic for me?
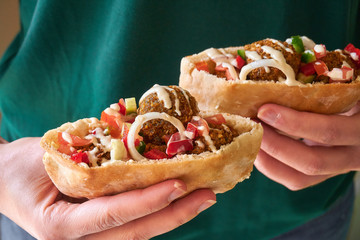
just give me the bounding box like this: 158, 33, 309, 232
98, 210, 128, 230
303, 159, 324, 176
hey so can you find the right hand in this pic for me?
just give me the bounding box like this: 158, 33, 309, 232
0, 137, 216, 240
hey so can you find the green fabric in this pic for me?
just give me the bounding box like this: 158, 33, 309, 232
0, 0, 359, 239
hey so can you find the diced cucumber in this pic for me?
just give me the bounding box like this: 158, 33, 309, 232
110, 139, 127, 160
297, 72, 315, 84
125, 97, 137, 115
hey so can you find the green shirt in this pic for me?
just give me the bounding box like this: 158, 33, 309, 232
0, 0, 359, 239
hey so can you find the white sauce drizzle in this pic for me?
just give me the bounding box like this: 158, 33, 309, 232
127, 112, 186, 161
84, 127, 112, 167
239, 46, 299, 86
269, 38, 294, 53
140, 84, 172, 109
245, 51, 270, 73
195, 140, 205, 149
204, 48, 239, 80
163, 86, 181, 116
140, 84, 190, 116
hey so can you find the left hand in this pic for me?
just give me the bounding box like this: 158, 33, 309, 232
255, 102, 360, 191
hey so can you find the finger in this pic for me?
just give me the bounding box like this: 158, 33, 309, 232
257, 103, 360, 146
84, 189, 216, 240
260, 124, 357, 175
45, 179, 188, 238
255, 150, 334, 191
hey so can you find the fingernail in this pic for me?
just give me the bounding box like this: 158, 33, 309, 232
197, 200, 217, 214
258, 108, 280, 125
168, 182, 187, 202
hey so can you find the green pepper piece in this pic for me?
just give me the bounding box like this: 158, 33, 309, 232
301, 50, 316, 63
291, 36, 305, 53
237, 49, 246, 60
136, 141, 146, 154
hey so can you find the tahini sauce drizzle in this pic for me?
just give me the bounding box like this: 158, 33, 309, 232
239, 45, 300, 86
191, 116, 216, 152
140, 85, 192, 116
204, 48, 239, 80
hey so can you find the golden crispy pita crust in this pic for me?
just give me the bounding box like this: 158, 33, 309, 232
179, 47, 360, 117
40, 113, 263, 199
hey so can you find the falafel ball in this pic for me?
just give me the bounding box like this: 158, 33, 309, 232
244, 39, 302, 81
191, 123, 239, 154
138, 85, 199, 145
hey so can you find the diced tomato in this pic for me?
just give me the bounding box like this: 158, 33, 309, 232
184, 122, 198, 139
57, 143, 75, 155
100, 109, 123, 138
327, 66, 354, 83
204, 114, 226, 125
166, 138, 193, 157
143, 149, 169, 160
345, 43, 357, 53
236, 55, 245, 69
118, 98, 126, 115
189, 116, 209, 135
215, 65, 234, 80
195, 61, 210, 72
313, 44, 326, 59
166, 132, 193, 157
313, 60, 329, 76
344, 43, 360, 68
57, 132, 92, 147
70, 151, 89, 164
300, 62, 316, 76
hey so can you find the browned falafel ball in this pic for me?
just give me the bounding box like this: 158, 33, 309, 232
138, 85, 199, 145
243, 39, 301, 81
191, 123, 239, 154
315, 50, 359, 83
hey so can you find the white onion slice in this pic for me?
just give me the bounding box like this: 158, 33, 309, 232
127, 112, 186, 161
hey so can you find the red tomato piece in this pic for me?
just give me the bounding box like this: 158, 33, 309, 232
345, 43, 356, 53
70, 151, 89, 164
236, 55, 246, 69
204, 114, 226, 125
195, 61, 210, 72
300, 62, 316, 76
166, 138, 193, 157
118, 98, 126, 115
57, 132, 92, 146
344, 43, 360, 68
57, 143, 75, 155
143, 149, 168, 160
313, 60, 329, 76
327, 66, 354, 83
100, 109, 123, 138
215, 65, 234, 80
313, 44, 326, 59
184, 122, 198, 139
189, 116, 209, 135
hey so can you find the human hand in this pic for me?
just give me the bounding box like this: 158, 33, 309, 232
255, 102, 360, 191
0, 137, 216, 239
